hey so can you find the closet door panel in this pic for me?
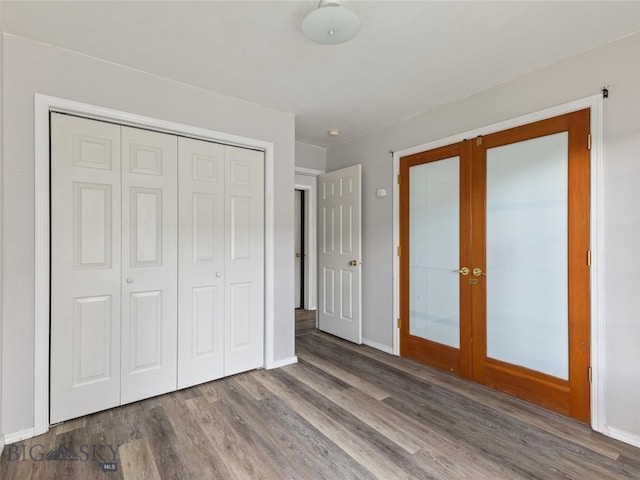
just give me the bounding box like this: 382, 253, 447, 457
121, 126, 178, 404
178, 138, 225, 388
50, 113, 122, 423
224, 146, 264, 376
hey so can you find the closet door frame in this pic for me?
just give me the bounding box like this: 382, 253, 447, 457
392, 94, 605, 431
34, 94, 279, 437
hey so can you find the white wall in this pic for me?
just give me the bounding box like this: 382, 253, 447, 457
1, 34, 296, 436
326, 34, 640, 443
295, 141, 326, 172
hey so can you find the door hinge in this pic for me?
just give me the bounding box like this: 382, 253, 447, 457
588, 366, 592, 383
588, 133, 591, 150
476, 136, 483, 147
397, 246, 401, 256
587, 250, 592, 266
397, 318, 401, 329
397, 174, 401, 185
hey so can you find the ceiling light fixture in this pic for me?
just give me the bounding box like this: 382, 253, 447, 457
302, 0, 360, 45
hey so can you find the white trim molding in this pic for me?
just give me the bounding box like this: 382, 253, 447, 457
267, 356, 299, 370
392, 94, 604, 431
363, 338, 394, 355
294, 166, 325, 177
4, 428, 35, 445
34, 94, 277, 437
603, 426, 640, 449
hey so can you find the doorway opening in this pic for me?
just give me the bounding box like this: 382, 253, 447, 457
295, 189, 306, 309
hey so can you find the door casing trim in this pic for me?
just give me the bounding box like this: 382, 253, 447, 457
34, 94, 277, 437
392, 94, 604, 431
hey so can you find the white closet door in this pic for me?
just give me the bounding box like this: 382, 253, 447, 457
224, 146, 264, 376
120, 126, 178, 404
50, 113, 122, 423
177, 137, 225, 388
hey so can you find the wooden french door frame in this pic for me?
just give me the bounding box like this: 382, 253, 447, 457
399, 109, 591, 423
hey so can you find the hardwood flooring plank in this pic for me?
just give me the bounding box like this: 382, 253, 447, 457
222, 377, 362, 480
161, 392, 235, 479
139, 405, 198, 480
296, 349, 391, 401
255, 367, 447, 480
231, 369, 276, 401
258, 392, 377, 480
185, 394, 282, 479
284, 361, 430, 454
120, 438, 161, 480
54, 418, 87, 436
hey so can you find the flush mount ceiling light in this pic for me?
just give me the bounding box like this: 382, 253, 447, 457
302, 0, 361, 45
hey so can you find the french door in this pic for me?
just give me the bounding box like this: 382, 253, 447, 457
400, 109, 591, 422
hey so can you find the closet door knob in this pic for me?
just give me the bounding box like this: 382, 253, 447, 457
216, 272, 222, 278
126, 278, 134, 284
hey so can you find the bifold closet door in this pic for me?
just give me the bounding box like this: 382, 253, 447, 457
120, 126, 178, 405
223, 145, 264, 376
177, 138, 225, 388
178, 138, 264, 387
51, 114, 178, 422
50, 114, 123, 424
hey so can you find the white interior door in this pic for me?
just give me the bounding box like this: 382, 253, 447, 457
318, 164, 362, 344
50, 113, 123, 423
120, 126, 178, 404
224, 145, 265, 376
177, 137, 225, 389
294, 190, 303, 308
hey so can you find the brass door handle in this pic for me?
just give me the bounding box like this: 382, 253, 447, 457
453, 267, 470, 276
350, 260, 362, 266
472, 268, 486, 276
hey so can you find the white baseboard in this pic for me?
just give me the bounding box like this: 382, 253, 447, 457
266, 355, 298, 369
4, 428, 35, 445
603, 425, 640, 448
363, 338, 394, 355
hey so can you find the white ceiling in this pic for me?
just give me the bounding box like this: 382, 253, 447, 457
1, 1, 639, 147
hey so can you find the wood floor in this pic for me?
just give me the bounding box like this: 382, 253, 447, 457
2, 310, 639, 479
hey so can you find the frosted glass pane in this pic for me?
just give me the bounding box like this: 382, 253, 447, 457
486, 132, 568, 379
409, 157, 460, 348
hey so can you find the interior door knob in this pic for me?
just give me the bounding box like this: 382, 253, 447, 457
296, 252, 301, 258
125, 277, 134, 284
453, 267, 470, 276
216, 272, 222, 278
472, 268, 486, 276
350, 260, 362, 266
